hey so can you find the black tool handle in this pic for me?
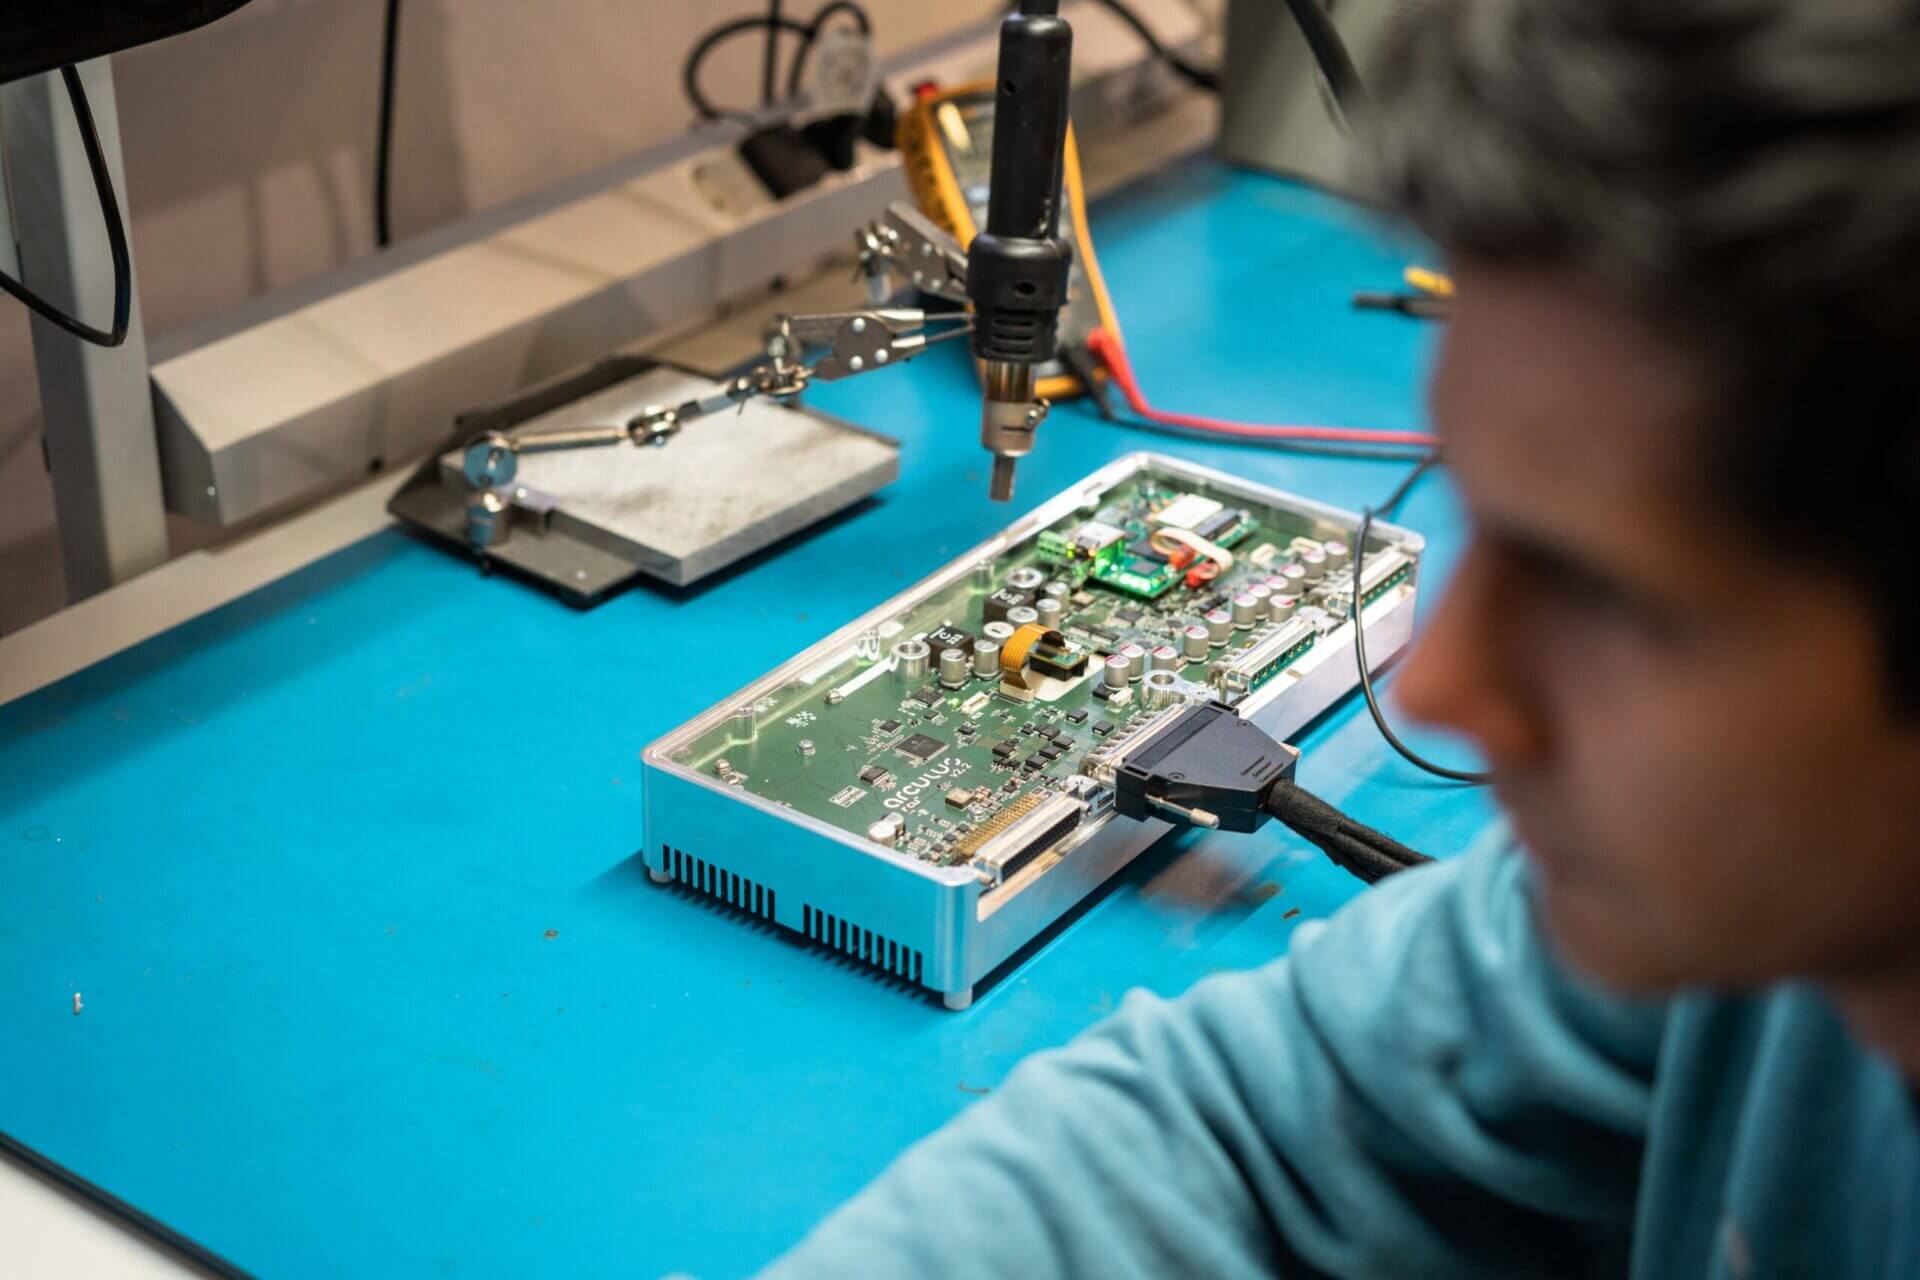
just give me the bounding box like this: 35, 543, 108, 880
984, 3, 1071, 242
968, 1, 1075, 366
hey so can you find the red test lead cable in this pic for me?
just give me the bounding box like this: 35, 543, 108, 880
1085, 327, 1440, 449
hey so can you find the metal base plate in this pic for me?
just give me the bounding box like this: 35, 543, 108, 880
390, 363, 898, 604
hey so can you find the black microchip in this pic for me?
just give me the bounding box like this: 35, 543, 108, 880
992, 740, 1018, 758
1091, 632, 1119, 650
957, 722, 976, 736
1128, 539, 1167, 564
1117, 606, 1144, 623
878, 719, 901, 733
1023, 759, 1044, 772
983, 588, 1036, 625
895, 733, 947, 763
858, 764, 892, 786
1093, 720, 1115, 736
1030, 646, 1087, 679
1039, 746, 1063, 761
1003, 780, 1020, 792
1052, 733, 1074, 748
1091, 683, 1117, 701
1020, 723, 1041, 735
911, 687, 942, 707
1066, 709, 1089, 723
928, 624, 973, 653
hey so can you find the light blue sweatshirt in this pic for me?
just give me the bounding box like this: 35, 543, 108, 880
760, 836, 1919, 1277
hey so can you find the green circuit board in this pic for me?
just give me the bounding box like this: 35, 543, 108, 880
672, 466, 1411, 875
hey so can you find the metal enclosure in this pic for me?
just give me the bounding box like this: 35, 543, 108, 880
641, 453, 1423, 1009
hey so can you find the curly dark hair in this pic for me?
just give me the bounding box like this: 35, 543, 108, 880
1363, 0, 1920, 710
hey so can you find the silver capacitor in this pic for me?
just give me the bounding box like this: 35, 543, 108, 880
1231, 593, 1260, 627
983, 620, 1016, 643
1246, 582, 1273, 602
1279, 562, 1307, 592
1035, 597, 1064, 628
1205, 608, 1233, 645
1044, 580, 1072, 600
1183, 624, 1210, 661
1150, 644, 1180, 672
1007, 566, 1046, 591
1323, 540, 1352, 573
939, 647, 969, 688
1104, 653, 1132, 690
972, 637, 1001, 679
1006, 605, 1040, 628
1268, 593, 1300, 623
894, 639, 930, 679
1120, 642, 1147, 680
1300, 547, 1328, 584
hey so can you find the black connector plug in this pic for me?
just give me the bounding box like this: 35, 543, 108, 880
739, 124, 831, 198
1108, 702, 1436, 884
1110, 703, 1298, 833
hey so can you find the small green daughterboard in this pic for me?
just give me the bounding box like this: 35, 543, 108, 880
1089, 556, 1181, 599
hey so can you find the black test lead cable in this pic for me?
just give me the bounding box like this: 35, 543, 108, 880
1080, 0, 1221, 93
683, 13, 815, 121
375, 0, 402, 248
684, 2, 875, 121
1043, 0, 1369, 116
0, 67, 132, 348
1352, 456, 1494, 785
763, 0, 784, 107
1279, 0, 1369, 125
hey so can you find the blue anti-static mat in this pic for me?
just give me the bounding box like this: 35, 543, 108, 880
0, 157, 1496, 1278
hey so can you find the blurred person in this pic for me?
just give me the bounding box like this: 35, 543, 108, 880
761, 2, 1920, 1274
